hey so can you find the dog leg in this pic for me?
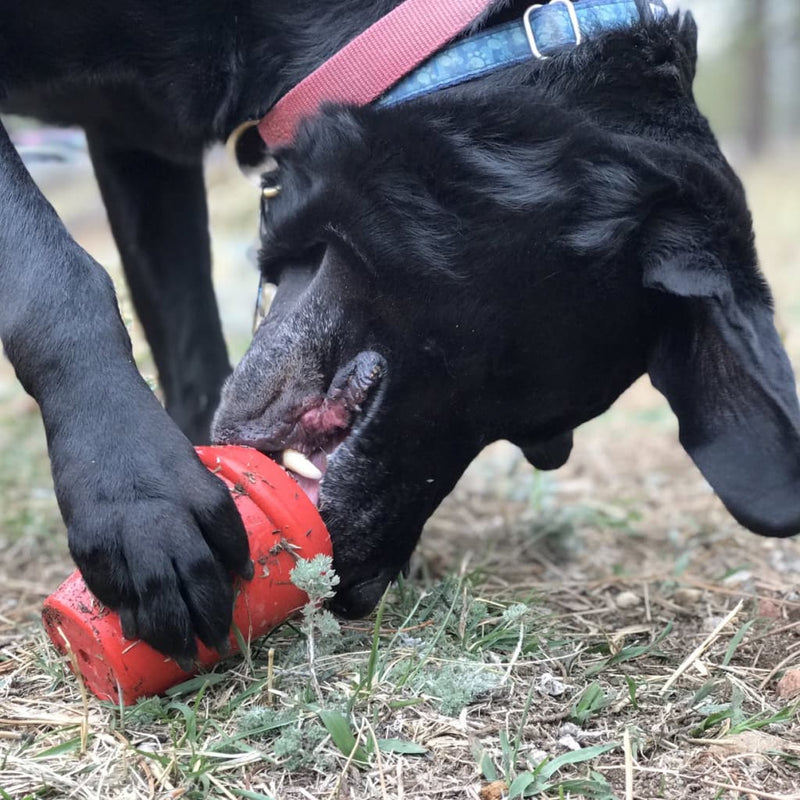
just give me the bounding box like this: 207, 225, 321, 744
0, 122, 251, 660
87, 134, 231, 443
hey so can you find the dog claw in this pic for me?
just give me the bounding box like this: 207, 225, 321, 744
175, 655, 195, 673
119, 608, 138, 640
216, 638, 232, 657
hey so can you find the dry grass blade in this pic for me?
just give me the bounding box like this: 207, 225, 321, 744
660, 600, 743, 694
758, 641, 800, 690
56, 625, 90, 754
697, 779, 800, 800
623, 727, 633, 800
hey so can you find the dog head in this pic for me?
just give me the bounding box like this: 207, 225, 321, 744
213, 11, 800, 616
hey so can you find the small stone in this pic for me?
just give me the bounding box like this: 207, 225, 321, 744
673, 588, 703, 606
616, 591, 641, 609
723, 570, 752, 586
526, 749, 549, 768
558, 733, 582, 751
777, 669, 800, 700
559, 722, 582, 738
757, 598, 782, 620
536, 671, 568, 697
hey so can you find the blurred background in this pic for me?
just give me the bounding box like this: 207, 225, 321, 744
1, 0, 799, 597
684, 0, 800, 156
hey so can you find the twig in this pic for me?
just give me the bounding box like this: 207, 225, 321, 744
366, 718, 389, 800
758, 640, 800, 690
698, 779, 800, 800
339, 619, 436, 636
681, 580, 800, 610
267, 648, 275, 707
661, 600, 743, 694
206, 772, 238, 800
304, 621, 323, 703
748, 619, 800, 645
623, 728, 633, 800
502, 623, 524, 685
329, 718, 368, 800
136, 757, 156, 800
0, 716, 84, 727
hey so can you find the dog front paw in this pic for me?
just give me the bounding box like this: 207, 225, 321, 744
53, 409, 252, 662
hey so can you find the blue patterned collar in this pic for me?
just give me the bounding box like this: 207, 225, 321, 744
377, 0, 669, 107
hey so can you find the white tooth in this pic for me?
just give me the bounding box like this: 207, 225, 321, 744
282, 448, 322, 481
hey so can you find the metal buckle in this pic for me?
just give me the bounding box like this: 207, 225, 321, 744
524, 0, 582, 60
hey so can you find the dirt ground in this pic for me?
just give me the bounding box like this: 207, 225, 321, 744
0, 135, 799, 799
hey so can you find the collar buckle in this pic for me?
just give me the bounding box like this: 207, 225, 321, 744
524, 0, 582, 60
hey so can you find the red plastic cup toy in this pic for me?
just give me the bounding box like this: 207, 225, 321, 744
42, 445, 332, 704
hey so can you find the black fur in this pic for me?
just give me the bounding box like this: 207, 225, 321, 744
212, 8, 800, 616
1, 2, 798, 655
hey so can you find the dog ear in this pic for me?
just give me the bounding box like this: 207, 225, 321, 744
644, 251, 800, 537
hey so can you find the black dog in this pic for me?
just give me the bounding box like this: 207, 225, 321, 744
212, 2, 800, 619
2, 1, 798, 665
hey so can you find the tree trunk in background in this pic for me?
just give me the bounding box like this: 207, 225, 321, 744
743, 0, 769, 156
793, 2, 800, 138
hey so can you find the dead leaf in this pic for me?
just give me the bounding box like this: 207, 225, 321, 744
479, 780, 509, 800
704, 730, 800, 756
777, 668, 800, 700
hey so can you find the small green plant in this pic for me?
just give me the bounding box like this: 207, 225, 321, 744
410, 661, 502, 716
585, 622, 673, 677
290, 554, 341, 636
507, 745, 618, 798
290, 555, 342, 699
272, 717, 330, 771
237, 706, 297, 739
473, 739, 619, 798
571, 682, 611, 725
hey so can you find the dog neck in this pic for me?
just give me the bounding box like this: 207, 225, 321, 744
231, 0, 668, 144
230, 0, 556, 136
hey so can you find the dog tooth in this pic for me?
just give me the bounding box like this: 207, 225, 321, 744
282, 448, 323, 481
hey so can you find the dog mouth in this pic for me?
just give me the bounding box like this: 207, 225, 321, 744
266, 435, 347, 506
257, 352, 386, 507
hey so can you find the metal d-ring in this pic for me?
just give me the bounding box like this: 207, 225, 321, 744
524, 0, 582, 60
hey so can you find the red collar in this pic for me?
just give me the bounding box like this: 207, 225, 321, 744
257, 0, 495, 149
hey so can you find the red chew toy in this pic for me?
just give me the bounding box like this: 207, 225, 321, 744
42, 445, 331, 705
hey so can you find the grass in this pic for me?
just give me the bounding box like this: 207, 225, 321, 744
1, 136, 800, 798
2, 504, 799, 798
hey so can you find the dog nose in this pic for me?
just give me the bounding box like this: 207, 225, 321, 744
328, 568, 396, 619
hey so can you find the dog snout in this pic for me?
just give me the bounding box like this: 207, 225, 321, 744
328, 567, 397, 619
